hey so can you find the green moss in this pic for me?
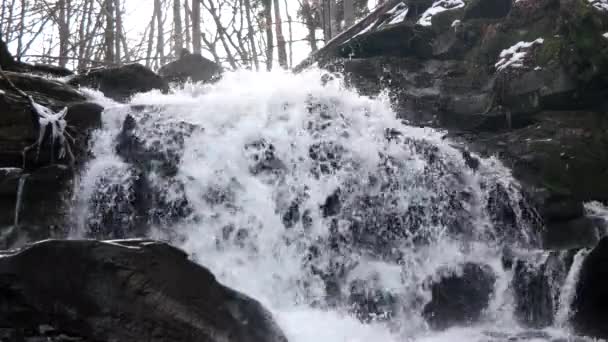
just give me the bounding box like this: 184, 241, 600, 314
537, 37, 563, 65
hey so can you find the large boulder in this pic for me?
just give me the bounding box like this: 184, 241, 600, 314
0, 239, 288, 342
0, 71, 103, 248
572, 237, 608, 339
159, 50, 222, 83
69, 64, 169, 102
422, 263, 496, 330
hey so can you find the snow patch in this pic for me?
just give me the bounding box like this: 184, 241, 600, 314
0, 89, 5, 95
603, 32, 608, 39
418, 0, 465, 27
451, 19, 461, 27
388, 5, 409, 25
495, 38, 544, 71
31, 99, 69, 159
588, 0, 608, 11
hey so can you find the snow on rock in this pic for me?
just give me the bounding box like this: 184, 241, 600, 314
588, 0, 608, 11
31, 98, 69, 159
0, 89, 5, 95
603, 32, 608, 39
417, 0, 465, 27
451, 19, 461, 27
388, 4, 409, 25
495, 38, 544, 71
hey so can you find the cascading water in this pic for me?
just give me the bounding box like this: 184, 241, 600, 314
70, 69, 592, 341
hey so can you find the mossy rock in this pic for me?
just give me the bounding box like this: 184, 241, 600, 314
536, 37, 564, 66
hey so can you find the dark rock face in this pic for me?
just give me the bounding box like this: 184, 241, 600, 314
159, 51, 222, 83
69, 64, 169, 102
510, 252, 568, 328
422, 263, 496, 330
573, 237, 608, 339
0, 69, 103, 248
0, 239, 288, 342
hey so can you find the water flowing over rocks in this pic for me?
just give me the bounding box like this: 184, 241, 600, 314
307, 0, 608, 251
573, 237, 608, 339
0, 1, 607, 338
0, 239, 288, 342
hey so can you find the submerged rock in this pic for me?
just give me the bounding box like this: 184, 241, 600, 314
0, 239, 288, 342
69, 64, 169, 102
422, 263, 496, 330
573, 237, 608, 339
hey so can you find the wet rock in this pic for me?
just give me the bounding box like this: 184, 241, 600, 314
542, 217, 603, 250
159, 50, 222, 83
422, 263, 496, 330
0, 71, 98, 169
511, 253, 566, 328
245, 139, 286, 177
347, 278, 397, 322
573, 237, 608, 339
309, 0, 608, 228
541, 197, 584, 223
463, 0, 512, 19
116, 113, 195, 176
69, 64, 169, 102
0, 239, 288, 342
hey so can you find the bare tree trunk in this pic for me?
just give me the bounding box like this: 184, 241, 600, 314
272, 0, 286, 68
262, 0, 273, 71
16, 0, 25, 59
114, 0, 123, 65
344, 0, 355, 29
301, 0, 318, 52
184, 0, 191, 51
173, 0, 183, 57
192, 0, 201, 54
154, 0, 165, 65
58, 0, 69, 67
104, 0, 115, 65
244, 0, 258, 70
329, 0, 337, 39
145, 12, 155, 68
283, 0, 293, 68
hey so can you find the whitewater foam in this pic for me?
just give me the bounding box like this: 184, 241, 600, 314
72, 69, 592, 342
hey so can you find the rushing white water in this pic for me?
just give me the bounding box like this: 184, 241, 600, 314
555, 249, 590, 328
14, 173, 29, 227
71, 69, 592, 341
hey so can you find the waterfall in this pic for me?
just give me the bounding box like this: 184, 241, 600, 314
14, 173, 29, 227
70, 69, 594, 341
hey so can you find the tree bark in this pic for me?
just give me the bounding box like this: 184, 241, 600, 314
145, 11, 156, 68
262, 0, 273, 70
173, 0, 183, 57
184, 0, 191, 51
104, 0, 115, 65
192, 0, 201, 54
272, 0, 286, 68
244, 0, 259, 70
114, 0, 123, 65
301, 0, 318, 52
344, 0, 355, 29
154, 0, 165, 66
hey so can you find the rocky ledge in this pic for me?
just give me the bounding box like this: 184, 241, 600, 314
305, 0, 608, 251
0, 239, 287, 342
